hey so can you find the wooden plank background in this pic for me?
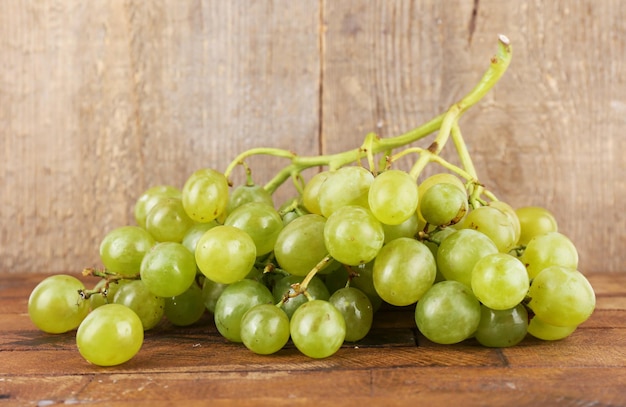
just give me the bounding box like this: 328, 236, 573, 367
0, 0, 624, 275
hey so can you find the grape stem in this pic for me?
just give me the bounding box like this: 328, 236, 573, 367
223, 35, 512, 198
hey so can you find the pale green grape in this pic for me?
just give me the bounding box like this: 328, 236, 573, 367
195, 225, 257, 284
368, 169, 419, 225
527, 266, 595, 327
474, 304, 528, 347
419, 182, 468, 227
226, 183, 274, 215
140, 242, 197, 297
414, 280, 481, 344
224, 202, 283, 256
145, 197, 196, 243
164, 282, 206, 326
318, 166, 374, 217
520, 231, 578, 279
240, 303, 290, 355
349, 262, 384, 312
181, 221, 219, 255
329, 287, 373, 342
462, 205, 517, 253
488, 201, 521, 245
382, 212, 420, 243
113, 279, 165, 330
89, 278, 129, 310
272, 275, 330, 319
373, 237, 436, 306
515, 206, 558, 246
134, 185, 181, 229
99, 226, 156, 277
324, 205, 385, 266
471, 253, 529, 310
302, 171, 331, 215
76, 303, 143, 366
527, 316, 577, 341
274, 214, 328, 277
201, 277, 228, 314
214, 279, 274, 343
290, 300, 346, 358
417, 173, 466, 223
28, 274, 90, 334
436, 229, 498, 287
182, 168, 229, 223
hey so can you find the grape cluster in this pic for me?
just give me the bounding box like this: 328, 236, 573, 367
26, 36, 596, 365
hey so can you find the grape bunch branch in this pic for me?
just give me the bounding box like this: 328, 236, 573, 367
27, 35, 596, 365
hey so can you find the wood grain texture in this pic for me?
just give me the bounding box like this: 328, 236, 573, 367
0, 0, 624, 274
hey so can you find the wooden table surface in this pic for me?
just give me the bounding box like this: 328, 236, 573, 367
1, 272, 625, 407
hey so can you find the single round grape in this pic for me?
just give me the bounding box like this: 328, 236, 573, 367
488, 201, 521, 245
272, 275, 330, 319
419, 182, 468, 227
164, 282, 206, 326
382, 212, 420, 243
195, 225, 257, 284
474, 304, 528, 347
99, 226, 156, 277
89, 278, 129, 310
471, 253, 529, 310
515, 206, 558, 246
28, 274, 90, 334
520, 231, 578, 279
324, 205, 384, 266
274, 214, 327, 277
415, 280, 481, 344
462, 205, 517, 253
113, 279, 165, 330
302, 171, 331, 215
527, 316, 577, 341
214, 279, 274, 343
226, 183, 274, 215
527, 266, 595, 327
318, 166, 374, 217
145, 197, 196, 243
182, 168, 229, 223
329, 287, 373, 342
240, 303, 291, 355
140, 242, 197, 297
368, 169, 419, 225
134, 185, 181, 229
76, 303, 143, 366
181, 221, 219, 255
436, 229, 498, 288
417, 173, 466, 223
290, 300, 346, 358
224, 202, 283, 256
201, 277, 228, 314
349, 262, 384, 312
373, 237, 436, 306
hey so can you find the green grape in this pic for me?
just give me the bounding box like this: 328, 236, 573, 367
272, 275, 330, 319
520, 231, 578, 279
201, 277, 228, 314
240, 303, 291, 355
419, 182, 468, 227
368, 169, 419, 225
423, 227, 456, 259
134, 185, 181, 229
224, 202, 283, 256
515, 206, 558, 246
527, 316, 577, 341
474, 304, 528, 347
28, 274, 90, 334
329, 287, 373, 342
436, 229, 498, 288
324, 205, 385, 266
213, 279, 274, 343
382, 212, 420, 243
488, 201, 521, 245
226, 183, 274, 215
145, 197, 196, 243
76, 303, 143, 366
302, 171, 331, 215
470, 253, 529, 310
290, 300, 346, 358
527, 266, 595, 327
164, 282, 206, 326
195, 225, 257, 284
181, 221, 219, 255
462, 205, 517, 253
417, 173, 466, 223
89, 278, 129, 310
373, 237, 436, 306
140, 242, 197, 297
99, 226, 156, 277
274, 214, 328, 277
318, 166, 374, 217
113, 280, 165, 330
349, 262, 384, 312
182, 168, 229, 223
414, 280, 481, 345
277, 198, 309, 226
